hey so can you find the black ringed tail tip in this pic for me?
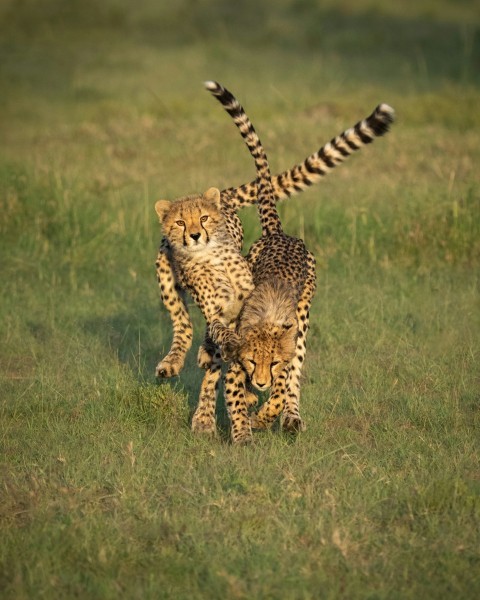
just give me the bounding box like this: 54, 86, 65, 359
372, 104, 395, 132
377, 103, 395, 118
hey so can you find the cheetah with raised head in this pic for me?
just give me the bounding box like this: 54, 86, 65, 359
154, 188, 251, 363
204, 81, 395, 443
155, 96, 398, 389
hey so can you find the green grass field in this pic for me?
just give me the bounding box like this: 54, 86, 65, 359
1, 1, 479, 598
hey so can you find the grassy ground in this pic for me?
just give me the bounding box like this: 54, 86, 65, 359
1, 1, 479, 598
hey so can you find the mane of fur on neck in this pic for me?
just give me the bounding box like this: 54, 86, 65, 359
238, 279, 297, 336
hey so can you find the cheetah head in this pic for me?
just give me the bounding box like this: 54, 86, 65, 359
155, 187, 225, 252
238, 323, 297, 391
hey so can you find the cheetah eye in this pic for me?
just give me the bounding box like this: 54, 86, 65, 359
200, 215, 209, 223
247, 359, 256, 367
175, 220, 185, 227
271, 361, 280, 367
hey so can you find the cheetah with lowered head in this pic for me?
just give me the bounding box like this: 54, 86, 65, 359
204, 81, 394, 443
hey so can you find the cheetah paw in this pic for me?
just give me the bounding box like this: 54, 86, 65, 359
249, 414, 269, 430
245, 390, 258, 408
220, 332, 241, 362
191, 413, 216, 435
282, 415, 306, 433
197, 344, 215, 369
231, 429, 253, 445
155, 357, 183, 378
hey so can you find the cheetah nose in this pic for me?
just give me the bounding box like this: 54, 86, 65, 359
190, 232, 201, 241
256, 381, 267, 390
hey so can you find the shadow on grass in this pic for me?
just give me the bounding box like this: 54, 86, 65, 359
79, 310, 304, 443
81, 310, 233, 435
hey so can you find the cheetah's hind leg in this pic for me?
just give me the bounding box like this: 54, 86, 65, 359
191, 361, 222, 436
282, 252, 316, 433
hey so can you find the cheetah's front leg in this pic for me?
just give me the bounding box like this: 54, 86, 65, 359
250, 365, 290, 430
209, 319, 240, 362
155, 243, 193, 378
224, 362, 252, 445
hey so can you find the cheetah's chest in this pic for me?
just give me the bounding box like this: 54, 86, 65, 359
176, 246, 254, 323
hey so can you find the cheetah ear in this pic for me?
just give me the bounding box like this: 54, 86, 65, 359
203, 187, 221, 208
155, 200, 171, 221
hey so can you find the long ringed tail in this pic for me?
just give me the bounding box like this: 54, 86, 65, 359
205, 80, 282, 237
220, 102, 395, 207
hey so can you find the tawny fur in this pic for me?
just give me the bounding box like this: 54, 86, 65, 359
155, 97, 395, 383
205, 81, 315, 442
155, 187, 253, 366
204, 81, 394, 443
154, 82, 394, 440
